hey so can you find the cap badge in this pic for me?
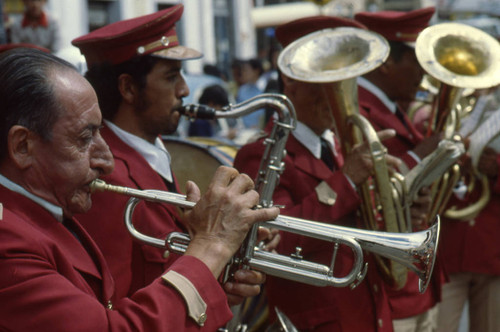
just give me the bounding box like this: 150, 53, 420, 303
136, 35, 178, 55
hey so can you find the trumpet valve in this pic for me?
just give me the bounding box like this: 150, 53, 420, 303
291, 247, 303, 260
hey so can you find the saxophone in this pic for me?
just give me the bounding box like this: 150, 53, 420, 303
181, 92, 297, 281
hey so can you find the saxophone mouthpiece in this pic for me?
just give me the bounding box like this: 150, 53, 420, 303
180, 104, 216, 120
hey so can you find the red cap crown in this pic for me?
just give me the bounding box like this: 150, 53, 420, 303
276, 15, 367, 48
354, 7, 435, 43
0, 43, 50, 54
72, 4, 201, 68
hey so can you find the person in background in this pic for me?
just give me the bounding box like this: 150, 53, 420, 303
188, 84, 230, 138
10, 0, 60, 52
234, 15, 402, 332
73, 4, 278, 315
354, 7, 445, 332
227, 58, 244, 101
236, 58, 265, 130
0, 47, 277, 331
203, 63, 228, 81
436, 86, 500, 332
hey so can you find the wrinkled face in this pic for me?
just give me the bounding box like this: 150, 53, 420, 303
282, 75, 336, 135
23, 0, 46, 19
134, 59, 189, 139
29, 68, 114, 217
385, 48, 425, 103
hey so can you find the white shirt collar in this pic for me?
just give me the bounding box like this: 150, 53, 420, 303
358, 76, 397, 114
105, 120, 174, 183
0, 173, 64, 222
292, 121, 336, 159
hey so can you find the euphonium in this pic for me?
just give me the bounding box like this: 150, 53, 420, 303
90, 178, 440, 293
277, 26, 411, 289
415, 22, 500, 221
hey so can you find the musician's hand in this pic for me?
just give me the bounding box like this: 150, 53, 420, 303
257, 227, 280, 252
224, 269, 266, 306
222, 227, 279, 305
182, 166, 280, 278
342, 129, 401, 185
412, 132, 442, 159
478, 147, 498, 178
410, 186, 432, 230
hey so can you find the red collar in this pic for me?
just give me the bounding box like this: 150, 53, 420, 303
22, 11, 49, 28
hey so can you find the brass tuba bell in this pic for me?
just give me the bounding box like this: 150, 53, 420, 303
415, 22, 500, 221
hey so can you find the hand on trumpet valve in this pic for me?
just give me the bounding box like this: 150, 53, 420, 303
180, 166, 280, 278
257, 227, 281, 252
223, 269, 266, 306
342, 129, 401, 185
221, 222, 281, 305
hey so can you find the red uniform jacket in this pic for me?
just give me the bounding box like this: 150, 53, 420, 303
358, 85, 423, 170
0, 184, 231, 331
440, 153, 500, 276
234, 126, 394, 332
77, 125, 186, 299
358, 85, 444, 319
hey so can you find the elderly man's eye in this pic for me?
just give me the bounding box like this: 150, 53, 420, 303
78, 131, 93, 146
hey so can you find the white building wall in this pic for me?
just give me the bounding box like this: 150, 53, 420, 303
232, 0, 256, 59
47, 0, 258, 73
181, 0, 215, 74
120, 0, 155, 19
48, 0, 87, 50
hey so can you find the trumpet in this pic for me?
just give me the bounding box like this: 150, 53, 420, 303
90, 179, 440, 293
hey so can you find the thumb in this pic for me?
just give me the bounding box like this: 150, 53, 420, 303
185, 180, 201, 203
377, 129, 396, 141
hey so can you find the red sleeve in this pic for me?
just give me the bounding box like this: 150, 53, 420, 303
0, 213, 231, 332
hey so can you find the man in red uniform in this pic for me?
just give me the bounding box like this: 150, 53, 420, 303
234, 16, 402, 331
0, 47, 277, 331
72, 4, 275, 313
437, 109, 500, 330
354, 7, 445, 331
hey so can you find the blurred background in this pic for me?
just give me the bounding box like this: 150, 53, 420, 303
2, 0, 498, 79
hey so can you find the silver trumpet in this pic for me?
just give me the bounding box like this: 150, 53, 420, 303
90, 179, 440, 293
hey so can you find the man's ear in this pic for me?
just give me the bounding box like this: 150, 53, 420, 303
7, 125, 35, 170
117, 73, 139, 105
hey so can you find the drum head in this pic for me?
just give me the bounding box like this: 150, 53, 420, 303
162, 136, 239, 194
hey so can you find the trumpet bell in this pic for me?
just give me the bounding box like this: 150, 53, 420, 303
416, 22, 500, 90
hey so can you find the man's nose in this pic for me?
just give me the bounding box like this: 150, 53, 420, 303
91, 134, 115, 176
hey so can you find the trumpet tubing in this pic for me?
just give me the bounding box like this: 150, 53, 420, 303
90, 179, 440, 293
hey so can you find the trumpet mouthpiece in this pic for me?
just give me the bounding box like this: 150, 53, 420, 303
89, 179, 107, 193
